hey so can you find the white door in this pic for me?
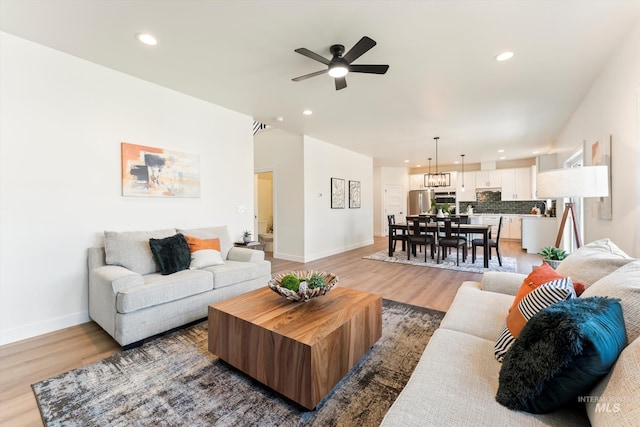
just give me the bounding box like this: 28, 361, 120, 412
384, 184, 404, 235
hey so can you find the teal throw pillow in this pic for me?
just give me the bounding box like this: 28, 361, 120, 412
496, 296, 626, 414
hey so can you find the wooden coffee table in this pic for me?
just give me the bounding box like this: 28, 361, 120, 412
208, 286, 382, 409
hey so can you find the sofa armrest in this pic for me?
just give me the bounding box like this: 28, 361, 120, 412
480, 271, 527, 296
90, 265, 144, 294
226, 247, 265, 263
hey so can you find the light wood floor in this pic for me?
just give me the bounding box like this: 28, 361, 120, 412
0, 237, 540, 427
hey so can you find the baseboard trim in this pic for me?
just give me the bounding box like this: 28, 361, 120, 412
0, 311, 89, 346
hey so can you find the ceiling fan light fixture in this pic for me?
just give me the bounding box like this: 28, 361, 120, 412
328, 65, 349, 78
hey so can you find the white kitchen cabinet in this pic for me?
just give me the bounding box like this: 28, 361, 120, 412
475, 170, 502, 188
456, 171, 476, 201
409, 173, 427, 190
522, 216, 558, 254
501, 168, 532, 200
501, 215, 522, 240
410, 172, 457, 191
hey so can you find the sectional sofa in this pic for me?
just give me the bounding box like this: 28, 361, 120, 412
382, 239, 639, 426
88, 225, 271, 347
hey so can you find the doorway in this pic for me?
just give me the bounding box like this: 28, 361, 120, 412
383, 184, 405, 235
255, 171, 274, 253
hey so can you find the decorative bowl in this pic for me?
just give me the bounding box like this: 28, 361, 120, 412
268, 270, 338, 302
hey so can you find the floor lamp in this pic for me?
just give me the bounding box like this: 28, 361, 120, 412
536, 166, 609, 249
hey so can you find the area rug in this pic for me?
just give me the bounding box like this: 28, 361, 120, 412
32, 299, 444, 427
363, 249, 517, 273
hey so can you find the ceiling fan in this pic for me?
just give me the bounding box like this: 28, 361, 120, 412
292, 36, 389, 90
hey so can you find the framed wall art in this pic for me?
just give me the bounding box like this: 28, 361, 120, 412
121, 142, 200, 197
331, 178, 345, 209
591, 136, 612, 220
349, 180, 361, 208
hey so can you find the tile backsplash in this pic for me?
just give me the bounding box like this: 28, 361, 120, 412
463, 191, 545, 215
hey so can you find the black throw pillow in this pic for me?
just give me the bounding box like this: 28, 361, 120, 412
149, 233, 191, 275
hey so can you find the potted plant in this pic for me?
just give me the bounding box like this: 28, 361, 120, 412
242, 230, 252, 243
538, 246, 568, 269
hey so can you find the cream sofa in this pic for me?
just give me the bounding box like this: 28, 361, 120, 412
382, 239, 639, 426
88, 226, 271, 347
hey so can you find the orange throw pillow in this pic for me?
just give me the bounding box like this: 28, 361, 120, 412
184, 235, 221, 253
508, 263, 564, 313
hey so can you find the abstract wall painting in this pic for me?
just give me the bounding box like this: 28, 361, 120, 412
349, 180, 361, 208
121, 143, 200, 198
591, 136, 612, 220
331, 178, 345, 209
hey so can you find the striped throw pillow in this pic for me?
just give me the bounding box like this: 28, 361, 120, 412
495, 278, 576, 362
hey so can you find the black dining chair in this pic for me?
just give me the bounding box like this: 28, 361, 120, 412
437, 218, 467, 266
387, 215, 407, 256
472, 216, 503, 266
406, 217, 435, 262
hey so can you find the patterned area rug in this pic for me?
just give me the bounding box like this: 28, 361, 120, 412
364, 249, 517, 273
32, 300, 444, 427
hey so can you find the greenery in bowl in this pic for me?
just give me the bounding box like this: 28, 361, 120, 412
538, 246, 568, 260
243, 230, 252, 238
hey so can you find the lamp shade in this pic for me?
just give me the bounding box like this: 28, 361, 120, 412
536, 166, 609, 199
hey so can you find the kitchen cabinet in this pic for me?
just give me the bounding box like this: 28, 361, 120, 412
522, 216, 558, 254
501, 215, 522, 240
410, 172, 457, 191
475, 170, 502, 188
456, 171, 476, 202
409, 173, 427, 190
501, 168, 532, 200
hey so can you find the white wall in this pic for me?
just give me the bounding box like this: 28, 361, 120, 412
554, 19, 640, 257
373, 167, 409, 236
303, 136, 374, 261
0, 33, 256, 345
253, 128, 305, 260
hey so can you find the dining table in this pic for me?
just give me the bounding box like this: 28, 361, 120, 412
389, 216, 493, 268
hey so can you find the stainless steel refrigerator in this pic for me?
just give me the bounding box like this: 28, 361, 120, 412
408, 189, 434, 216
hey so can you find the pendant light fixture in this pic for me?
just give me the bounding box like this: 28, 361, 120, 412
460, 154, 465, 192
423, 137, 451, 187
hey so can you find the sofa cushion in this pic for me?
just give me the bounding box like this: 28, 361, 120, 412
581, 260, 640, 344
105, 229, 176, 275
556, 238, 634, 288
203, 260, 271, 290
510, 264, 583, 314
496, 297, 626, 414
189, 250, 225, 269
495, 278, 575, 361
149, 233, 191, 275
177, 226, 233, 260
585, 338, 640, 426
439, 282, 515, 341
116, 269, 213, 314
380, 328, 589, 426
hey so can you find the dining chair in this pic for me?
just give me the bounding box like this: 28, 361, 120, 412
406, 217, 435, 262
472, 216, 503, 266
387, 214, 407, 256
437, 218, 467, 266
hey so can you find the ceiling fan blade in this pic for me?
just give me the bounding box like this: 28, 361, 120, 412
342, 36, 376, 64
292, 69, 328, 82
294, 48, 331, 65
335, 77, 347, 90
349, 64, 389, 74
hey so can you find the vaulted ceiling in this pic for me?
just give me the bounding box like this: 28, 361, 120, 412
2, 1, 638, 167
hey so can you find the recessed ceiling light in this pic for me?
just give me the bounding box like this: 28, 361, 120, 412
454, 160, 460, 164
498, 149, 505, 153
302, 110, 313, 116
275, 116, 284, 122
495, 51, 514, 62
499, 156, 507, 160
532, 150, 540, 154
404, 160, 410, 163
136, 33, 157, 46
416, 164, 421, 167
